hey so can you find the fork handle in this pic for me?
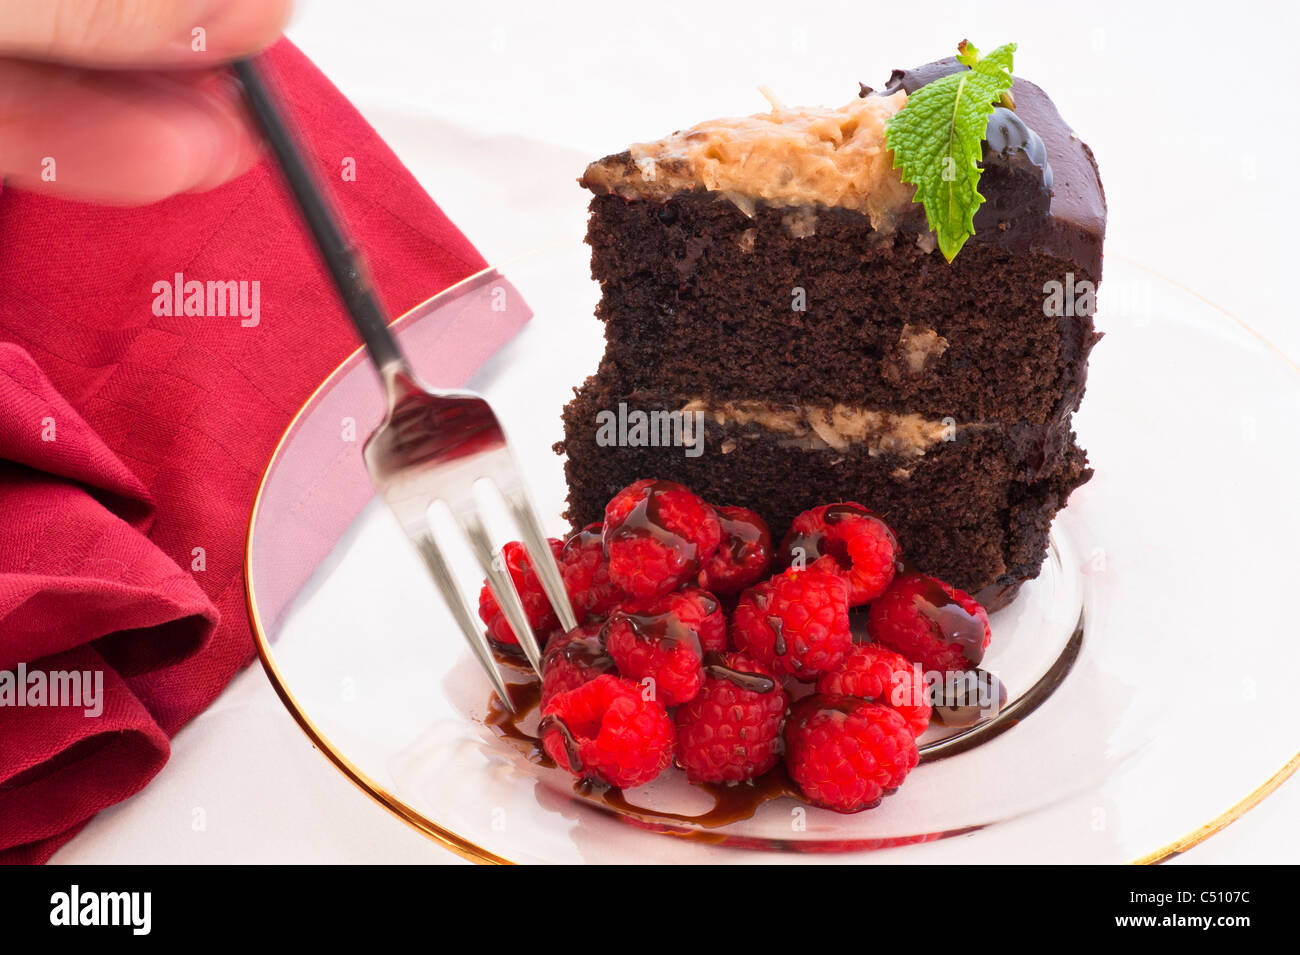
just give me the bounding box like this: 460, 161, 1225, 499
234, 57, 409, 375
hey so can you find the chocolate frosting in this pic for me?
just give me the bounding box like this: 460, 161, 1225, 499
875, 57, 1106, 280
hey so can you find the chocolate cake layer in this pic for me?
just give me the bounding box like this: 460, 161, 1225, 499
561, 383, 1090, 606
584, 191, 1099, 425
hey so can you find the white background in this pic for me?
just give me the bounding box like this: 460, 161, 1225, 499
54, 0, 1300, 863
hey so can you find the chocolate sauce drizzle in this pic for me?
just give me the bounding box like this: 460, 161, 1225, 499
781, 503, 878, 572
562, 522, 604, 560
536, 714, 583, 773
723, 513, 765, 563
701, 652, 777, 694
602, 606, 703, 658
910, 576, 988, 666
694, 591, 721, 616
929, 668, 1007, 728
542, 629, 616, 677
605, 480, 698, 562
766, 615, 787, 656
593, 767, 798, 830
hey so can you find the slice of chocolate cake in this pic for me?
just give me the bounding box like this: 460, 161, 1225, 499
559, 48, 1105, 609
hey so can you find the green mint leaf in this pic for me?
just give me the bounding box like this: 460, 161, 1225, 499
955, 39, 981, 67
972, 42, 1015, 76
885, 41, 1017, 261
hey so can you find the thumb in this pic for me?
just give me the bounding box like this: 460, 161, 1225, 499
0, 0, 291, 68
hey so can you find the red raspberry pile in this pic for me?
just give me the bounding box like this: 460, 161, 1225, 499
479, 478, 994, 814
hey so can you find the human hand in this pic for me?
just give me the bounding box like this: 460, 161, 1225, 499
0, 0, 291, 203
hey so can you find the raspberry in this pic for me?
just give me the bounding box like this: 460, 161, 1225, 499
477, 538, 563, 649
866, 572, 992, 672
674, 652, 788, 783
817, 644, 931, 736
670, 587, 728, 653
731, 567, 852, 681
540, 623, 616, 708
779, 503, 899, 605
558, 522, 625, 621
783, 695, 919, 813
697, 506, 773, 595
540, 674, 674, 788
601, 595, 707, 706
603, 479, 721, 599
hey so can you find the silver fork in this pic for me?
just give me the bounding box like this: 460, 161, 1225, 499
235, 57, 576, 710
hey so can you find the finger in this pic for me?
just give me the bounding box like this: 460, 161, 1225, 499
0, 0, 291, 68
0, 58, 263, 203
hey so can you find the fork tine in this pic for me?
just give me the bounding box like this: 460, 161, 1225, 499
457, 509, 545, 675
503, 486, 579, 633
407, 527, 516, 713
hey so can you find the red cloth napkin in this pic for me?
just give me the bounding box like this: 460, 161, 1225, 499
0, 40, 520, 863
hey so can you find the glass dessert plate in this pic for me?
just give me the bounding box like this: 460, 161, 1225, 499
246, 240, 1300, 864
